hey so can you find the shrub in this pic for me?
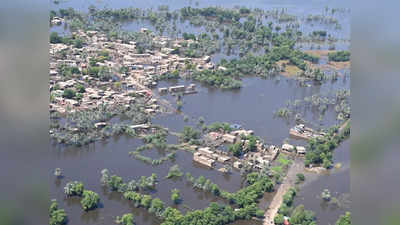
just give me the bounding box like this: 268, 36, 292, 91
81, 190, 100, 211
116, 213, 135, 225
296, 173, 305, 183
166, 165, 183, 179
62, 89, 76, 99
49, 199, 67, 225
328, 51, 350, 62
171, 189, 181, 204
64, 181, 84, 196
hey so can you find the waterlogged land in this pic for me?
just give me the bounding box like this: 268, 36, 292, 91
49, 1, 350, 225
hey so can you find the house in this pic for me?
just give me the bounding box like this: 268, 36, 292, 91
296, 146, 306, 154
169, 85, 185, 92
231, 129, 254, 137
223, 134, 236, 143
158, 87, 168, 94
207, 132, 221, 141
198, 147, 214, 159
217, 155, 231, 163
233, 161, 243, 169
282, 143, 295, 152
193, 152, 215, 167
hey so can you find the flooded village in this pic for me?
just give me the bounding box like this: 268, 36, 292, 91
49, 1, 351, 225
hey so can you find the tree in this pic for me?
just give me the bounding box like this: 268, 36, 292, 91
246, 172, 259, 185
76, 84, 85, 93
116, 213, 135, 225
228, 142, 243, 157
50, 32, 62, 44
149, 198, 165, 216
81, 190, 100, 211
180, 126, 200, 143
171, 189, 181, 204
336, 212, 351, 225
274, 213, 284, 225
49, 199, 67, 225
62, 89, 76, 99
141, 195, 152, 209
166, 164, 183, 179
290, 204, 316, 224
109, 175, 124, 191
64, 181, 84, 196
161, 207, 183, 223
296, 173, 305, 183
73, 39, 84, 48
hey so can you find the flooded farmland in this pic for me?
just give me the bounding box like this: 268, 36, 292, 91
49, 0, 350, 225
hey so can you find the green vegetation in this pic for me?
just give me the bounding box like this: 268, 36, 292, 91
275, 188, 316, 225
50, 100, 150, 146
290, 205, 316, 225
171, 189, 181, 204
186, 173, 274, 209
81, 190, 100, 211
206, 122, 232, 133
101, 169, 158, 192
49, 199, 67, 225
50, 32, 86, 48
305, 122, 350, 167
166, 165, 184, 179
336, 212, 351, 225
228, 142, 243, 157
296, 173, 305, 184
116, 213, 135, 225
328, 51, 350, 62
62, 89, 76, 99
64, 181, 84, 196
180, 126, 201, 144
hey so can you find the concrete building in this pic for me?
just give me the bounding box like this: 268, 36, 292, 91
282, 143, 295, 152
193, 152, 215, 167
296, 146, 306, 154
223, 134, 236, 143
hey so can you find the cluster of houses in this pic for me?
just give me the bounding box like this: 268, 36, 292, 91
191, 126, 309, 172
193, 147, 231, 168
49, 28, 215, 115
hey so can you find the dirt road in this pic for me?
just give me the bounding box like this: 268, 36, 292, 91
263, 160, 304, 225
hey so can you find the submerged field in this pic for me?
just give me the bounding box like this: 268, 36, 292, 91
49, 0, 350, 225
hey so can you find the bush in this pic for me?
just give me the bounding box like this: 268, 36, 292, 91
180, 126, 200, 143
336, 212, 351, 225
274, 213, 285, 225
296, 173, 305, 183
81, 190, 100, 211
328, 51, 350, 62
62, 89, 76, 99
50, 32, 62, 44
228, 143, 243, 157
116, 213, 135, 225
49, 200, 67, 225
64, 181, 84, 196
171, 189, 181, 204
166, 165, 183, 179
255, 209, 264, 218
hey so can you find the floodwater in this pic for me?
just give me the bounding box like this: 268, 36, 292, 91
50, 0, 350, 225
